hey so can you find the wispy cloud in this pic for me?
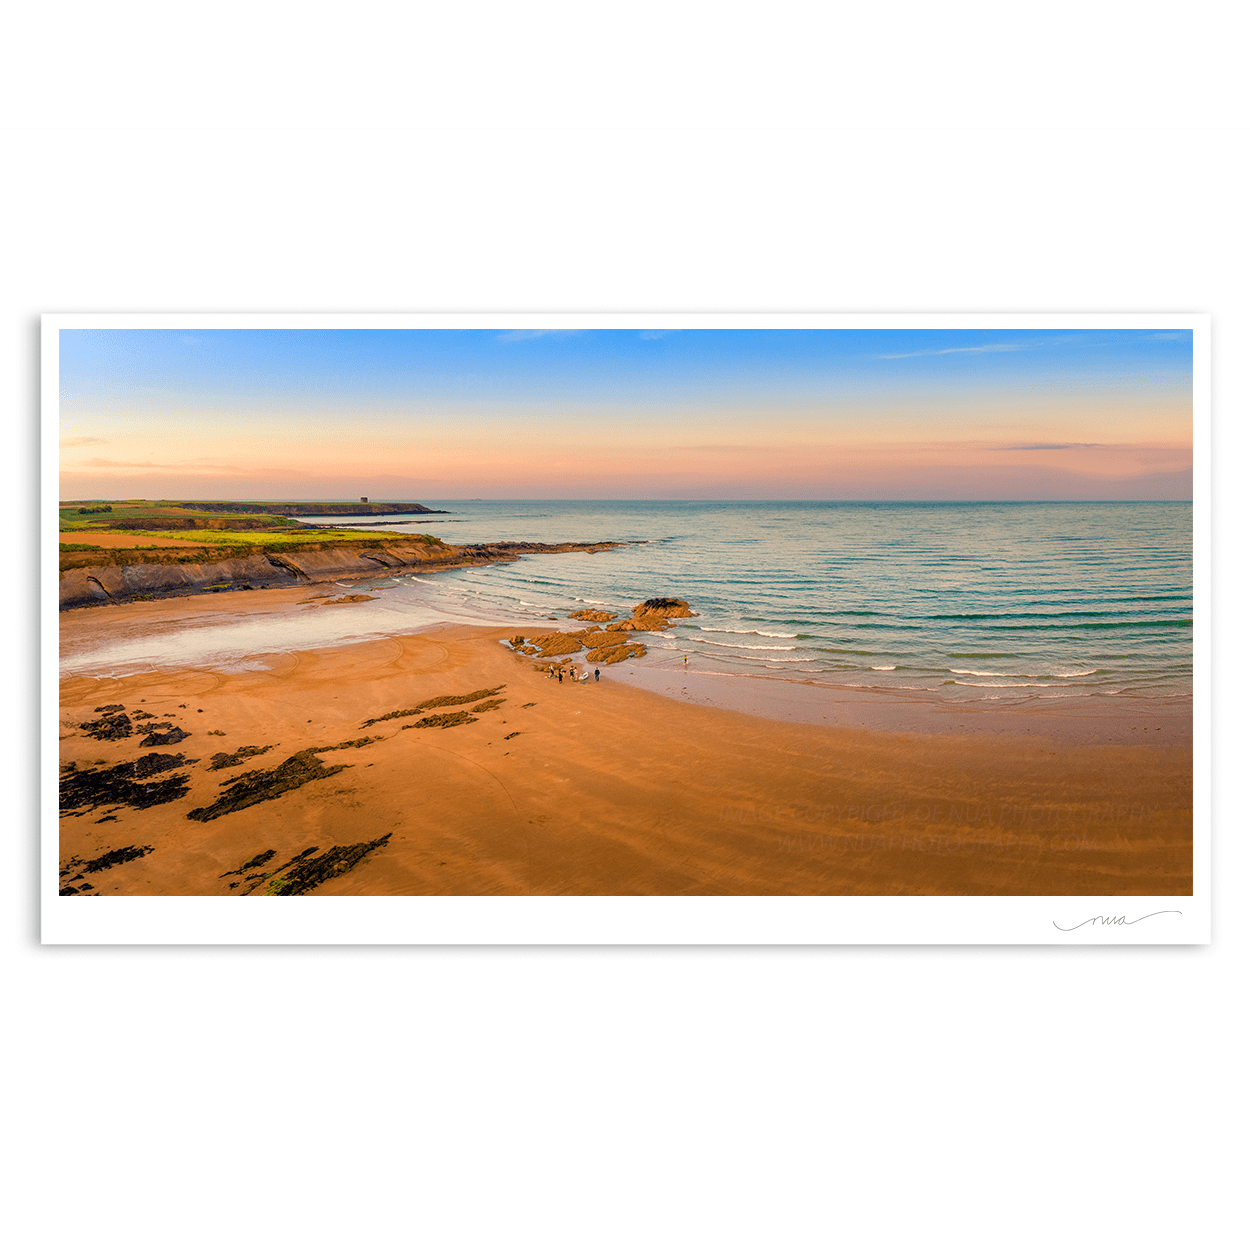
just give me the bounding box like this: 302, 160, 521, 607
640, 329, 681, 340
80, 457, 243, 472
60, 436, 107, 447
1147, 332, 1184, 340
496, 329, 582, 343
876, 344, 1024, 359
997, 443, 1104, 450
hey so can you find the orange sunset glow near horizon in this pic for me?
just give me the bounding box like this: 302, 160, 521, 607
59, 328, 1192, 501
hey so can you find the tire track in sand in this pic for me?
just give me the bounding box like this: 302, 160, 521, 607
400, 738, 532, 888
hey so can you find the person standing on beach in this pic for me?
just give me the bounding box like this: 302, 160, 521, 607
594, 668, 600, 682
683, 654, 688, 668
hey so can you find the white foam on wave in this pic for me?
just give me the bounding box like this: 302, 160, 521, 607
702, 639, 796, 651
953, 680, 1069, 688
870, 665, 897, 671
950, 668, 1097, 678
699, 627, 798, 638
828, 682, 942, 691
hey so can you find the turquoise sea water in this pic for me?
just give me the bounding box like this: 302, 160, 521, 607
295, 500, 1193, 706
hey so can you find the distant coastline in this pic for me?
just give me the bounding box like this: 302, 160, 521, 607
182, 501, 449, 516
59, 497, 628, 608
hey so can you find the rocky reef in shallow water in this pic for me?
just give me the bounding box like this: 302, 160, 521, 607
508, 598, 697, 664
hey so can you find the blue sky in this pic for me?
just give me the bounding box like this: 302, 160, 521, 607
59, 327, 1193, 500
61, 327, 1193, 409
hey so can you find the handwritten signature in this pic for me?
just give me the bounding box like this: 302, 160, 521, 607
1053, 910, 1182, 932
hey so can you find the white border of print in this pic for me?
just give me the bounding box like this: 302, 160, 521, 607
41, 312, 1210, 946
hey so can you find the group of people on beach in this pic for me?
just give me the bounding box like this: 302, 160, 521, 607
548, 664, 599, 684
546, 654, 687, 684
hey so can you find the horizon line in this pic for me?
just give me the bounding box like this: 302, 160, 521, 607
58, 496, 1194, 505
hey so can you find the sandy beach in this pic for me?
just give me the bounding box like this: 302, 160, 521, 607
58, 589, 1193, 898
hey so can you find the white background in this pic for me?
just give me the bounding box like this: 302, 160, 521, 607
4, 2, 1246, 1247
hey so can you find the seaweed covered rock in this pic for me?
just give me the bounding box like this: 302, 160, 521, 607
80, 710, 134, 740
635, 598, 696, 617
208, 744, 274, 771
187, 749, 351, 822
363, 686, 505, 728
263, 834, 393, 896
400, 698, 505, 731
60, 757, 190, 814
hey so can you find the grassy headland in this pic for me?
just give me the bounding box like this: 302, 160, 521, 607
59, 498, 439, 549
58, 499, 626, 607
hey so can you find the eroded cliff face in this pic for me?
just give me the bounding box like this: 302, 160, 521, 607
59, 540, 626, 609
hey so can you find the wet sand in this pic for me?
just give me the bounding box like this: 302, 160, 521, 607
606, 661, 1192, 747
58, 599, 1193, 897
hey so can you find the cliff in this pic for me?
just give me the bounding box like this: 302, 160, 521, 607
59, 539, 627, 610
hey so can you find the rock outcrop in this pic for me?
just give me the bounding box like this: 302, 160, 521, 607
634, 598, 697, 618
504, 598, 696, 665
59, 539, 627, 609
585, 641, 647, 664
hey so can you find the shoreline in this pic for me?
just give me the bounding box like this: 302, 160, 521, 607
606, 659, 1192, 747
57, 602, 1193, 898
60, 585, 1193, 747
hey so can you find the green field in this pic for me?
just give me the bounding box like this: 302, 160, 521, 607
58, 499, 329, 534
58, 499, 446, 560
93, 528, 379, 547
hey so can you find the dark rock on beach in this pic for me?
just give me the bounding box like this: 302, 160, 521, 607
263, 834, 393, 896
131, 752, 188, 779
80, 711, 134, 741
399, 698, 504, 731
60, 758, 190, 814
219, 849, 277, 878
362, 686, 505, 728
187, 749, 351, 822
208, 744, 274, 771
79, 845, 155, 874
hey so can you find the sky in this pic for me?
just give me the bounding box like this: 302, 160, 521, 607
58, 327, 1193, 500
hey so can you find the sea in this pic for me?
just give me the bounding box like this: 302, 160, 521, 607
62, 500, 1194, 710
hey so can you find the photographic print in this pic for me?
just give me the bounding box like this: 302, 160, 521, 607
43, 314, 1206, 943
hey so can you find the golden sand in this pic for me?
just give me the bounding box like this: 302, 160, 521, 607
58, 598, 1192, 898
